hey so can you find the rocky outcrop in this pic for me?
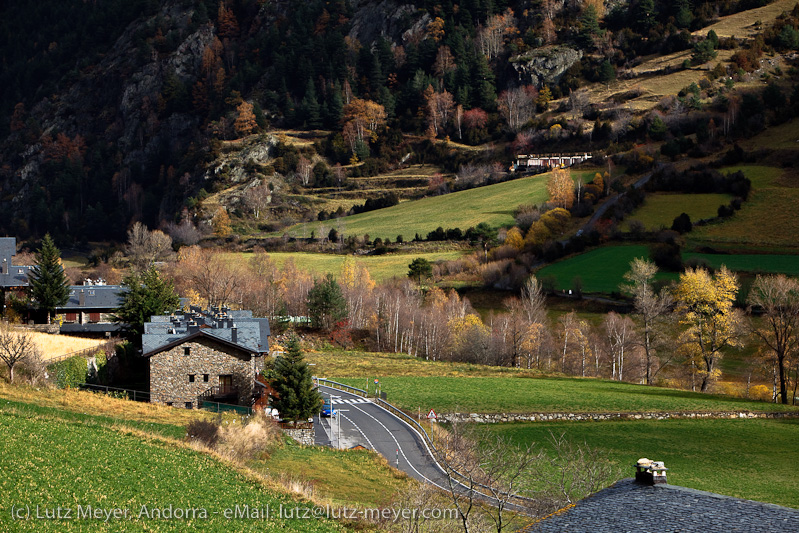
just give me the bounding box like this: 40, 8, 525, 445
511, 46, 583, 88
348, 1, 423, 45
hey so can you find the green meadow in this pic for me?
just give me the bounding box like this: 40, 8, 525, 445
223, 250, 465, 281
479, 418, 799, 508
281, 170, 578, 241
624, 192, 732, 230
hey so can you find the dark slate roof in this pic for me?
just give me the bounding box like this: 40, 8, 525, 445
142, 307, 270, 356
0, 238, 33, 288
57, 285, 126, 311
0, 237, 15, 262
60, 323, 122, 334
0, 265, 33, 288
521, 478, 799, 533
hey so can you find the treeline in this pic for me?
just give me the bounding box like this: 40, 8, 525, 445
155, 245, 799, 403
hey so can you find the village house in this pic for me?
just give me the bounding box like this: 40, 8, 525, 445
56, 280, 124, 335
0, 237, 34, 315
142, 306, 269, 409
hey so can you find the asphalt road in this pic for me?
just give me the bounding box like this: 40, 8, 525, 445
314, 385, 452, 490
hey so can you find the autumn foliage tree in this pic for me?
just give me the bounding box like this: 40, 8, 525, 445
342, 98, 386, 146
675, 267, 743, 392
234, 100, 257, 137
547, 167, 575, 209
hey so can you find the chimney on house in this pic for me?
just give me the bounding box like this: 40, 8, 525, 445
1, 258, 7, 276
79, 289, 86, 306
231, 326, 238, 344
634, 458, 667, 485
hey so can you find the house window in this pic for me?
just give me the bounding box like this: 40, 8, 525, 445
188, 374, 195, 383
184, 347, 191, 356
89, 312, 100, 322
203, 374, 209, 382
166, 402, 173, 407
185, 402, 193, 409
65, 313, 77, 323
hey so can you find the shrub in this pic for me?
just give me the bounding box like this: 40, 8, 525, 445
216, 415, 281, 462
49, 356, 88, 389
187, 419, 221, 447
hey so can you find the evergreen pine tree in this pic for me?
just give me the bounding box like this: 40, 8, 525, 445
301, 78, 322, 129
306, 274, 348, 331
29, 234, 70, 323
114, 265, 181, 339
271, 335, 322, 424
325, 82, 344, 127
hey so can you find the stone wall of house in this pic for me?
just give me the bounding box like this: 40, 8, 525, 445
440, 410, 799, 424
149, 337, 261, 408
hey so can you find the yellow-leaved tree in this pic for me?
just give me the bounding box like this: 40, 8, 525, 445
674, 266, 743, 392
339, 256, 375, 328
546, 167, 574, 209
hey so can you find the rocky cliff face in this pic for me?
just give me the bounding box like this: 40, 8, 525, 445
510, 46, 583, 88
347, 0, 423, 45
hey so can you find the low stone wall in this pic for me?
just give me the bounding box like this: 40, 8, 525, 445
440, 410, 799, 424
283, 427, 314, 446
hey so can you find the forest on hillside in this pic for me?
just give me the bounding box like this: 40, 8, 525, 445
0, 0, 793, 242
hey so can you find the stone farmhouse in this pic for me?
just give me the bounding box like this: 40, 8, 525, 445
142, 306, 270, 409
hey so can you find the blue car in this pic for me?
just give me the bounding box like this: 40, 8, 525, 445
320, 399, 337, 418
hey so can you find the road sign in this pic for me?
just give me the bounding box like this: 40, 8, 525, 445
374, 379, 379, 384
427, 409, 437, 420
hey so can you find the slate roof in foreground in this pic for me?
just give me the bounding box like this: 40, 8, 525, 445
521, 478, 799, 533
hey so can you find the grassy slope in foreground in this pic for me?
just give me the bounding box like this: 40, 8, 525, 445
480, 418, 799, 508
0, 413, 343, 533
223, 250, 465, 282
282, 170, 569, 241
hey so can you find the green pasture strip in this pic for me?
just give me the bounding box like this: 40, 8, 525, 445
478, 418, 799, 508
333, 375, 796, 414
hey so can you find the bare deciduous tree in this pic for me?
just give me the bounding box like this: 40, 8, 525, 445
622, 258, 673, 384
0, 325, 36, 383
127, 222, 174, 271
747, 274, 799, 404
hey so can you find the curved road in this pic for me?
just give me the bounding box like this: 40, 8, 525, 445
314, 385, 451, 490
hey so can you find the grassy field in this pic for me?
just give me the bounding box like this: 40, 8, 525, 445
329, 373, 797, 414
741, 117, 799, 151
684, 252, 799, 276
624, 193, 732, 231
307, 349, 544, 380
691, 165, 799, 250
479, 418, 799, 508
280, 169, 594, 241
223, 250, 466, 282
0, 412, 343, 532
694, 0, 798, 39
258, 441, 410, 508
535, 245, 677, 294
536, 244, 799, 294
19, 329, 110, 362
